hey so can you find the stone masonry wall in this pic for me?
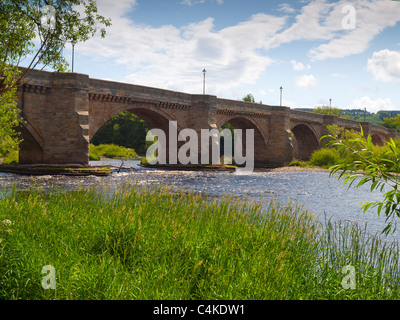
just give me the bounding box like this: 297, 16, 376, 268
16, 69, 400, 166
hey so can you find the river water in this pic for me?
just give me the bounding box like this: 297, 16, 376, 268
0, 159, 398, 242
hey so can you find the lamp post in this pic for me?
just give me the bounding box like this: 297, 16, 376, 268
280, 86, 283, 106
71, 40, 77, 72
329, 98, 332, 108
202, 69, 206, 95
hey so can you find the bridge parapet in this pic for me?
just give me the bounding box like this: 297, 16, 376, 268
88, 78, 193, 106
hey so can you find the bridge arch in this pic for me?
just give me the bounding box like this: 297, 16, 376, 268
371, 133, 384, 146
217, 116, 269, 163
89, 103, 183, 141
291, 123, 320, 161
18, 121, 45, 164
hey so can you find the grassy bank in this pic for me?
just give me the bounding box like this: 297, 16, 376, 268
0, 144, 138, 164
89, 144, 139, 161
1, 184, 400, 299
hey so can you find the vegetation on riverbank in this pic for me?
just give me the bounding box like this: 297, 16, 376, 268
290, 128, 400, 169
89, 144, 139, 161
0, 144, 139, 164
1, 184, 400, 300
290, 125, 400, 235
0, 164, 111, 176
1, 150, 18, 164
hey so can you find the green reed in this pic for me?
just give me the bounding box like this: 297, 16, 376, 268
0, 183, 400, 300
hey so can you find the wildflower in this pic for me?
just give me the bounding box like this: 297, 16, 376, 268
2, 219, 12, 226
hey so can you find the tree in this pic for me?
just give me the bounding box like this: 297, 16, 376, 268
381, 116, 400, 131
91, 112, 150, 155
313, 106, 342, 117
323, 125, 400, 235
0, 0, 111, 155
1, 1, 111, 91
242, 93, 262, 104
242, 94, 255, 103
0, 89, 20, 156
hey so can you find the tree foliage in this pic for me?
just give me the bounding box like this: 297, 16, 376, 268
91, 112, 150, 155
323, 125, 400, 235
381, 116, 400, 131
242, 93, 262, 104
1, 0, 111, 92
0, 89, 20, 156
0, 0, 111, 156
313, 105, 342, 117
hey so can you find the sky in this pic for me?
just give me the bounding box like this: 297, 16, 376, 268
62, 0, 400, 113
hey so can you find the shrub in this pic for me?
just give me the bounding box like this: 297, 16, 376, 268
89, 153, 101, 161
89, 144, 138, 160
309, 148, 340, 167
2, 150, 18, 164
140, 156, 149, 165
288, 160, 308, 167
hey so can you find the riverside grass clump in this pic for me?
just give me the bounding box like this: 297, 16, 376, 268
1, 184, 400, 300
89, 144, 139, 161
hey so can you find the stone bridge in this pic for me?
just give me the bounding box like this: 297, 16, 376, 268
15, 69, 400, 166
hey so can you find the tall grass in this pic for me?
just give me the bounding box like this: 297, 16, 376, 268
0, 184, 400, 299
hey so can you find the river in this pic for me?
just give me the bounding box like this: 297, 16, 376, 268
0, 159, 398, 242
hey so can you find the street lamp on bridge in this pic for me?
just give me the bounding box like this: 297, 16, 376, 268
71, 40, 77, 72
280, 86, 283, 106
202, 69, 206, 95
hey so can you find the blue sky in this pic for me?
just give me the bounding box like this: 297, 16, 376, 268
66, 0, 400, 113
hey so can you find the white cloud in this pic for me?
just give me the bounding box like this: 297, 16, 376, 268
367, 49, 400, 83
290, 60, 311, 71
348, 96, 396, 113
293, 75, 318, 88
180, 0, 205, 6
74, 0, 400, 100
79, 7, 286, 95
265, 1, 336, 49
266, 0, 400, 61
309, 0, 400, 60
180, 0, 223, 5
93, 0, 137, 19
282, 99, 299, 108
277, 3, 296, 14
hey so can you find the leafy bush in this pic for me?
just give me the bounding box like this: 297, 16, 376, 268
89, 144, 138, 160
288, 160, 309, 167
89, 153, 101, 161
309, 148, 341, 167
2, 150, 18, 164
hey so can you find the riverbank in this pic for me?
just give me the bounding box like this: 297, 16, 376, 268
1, 184, 399, 300
0, 164, 112, 176
138, 163, 327, 173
